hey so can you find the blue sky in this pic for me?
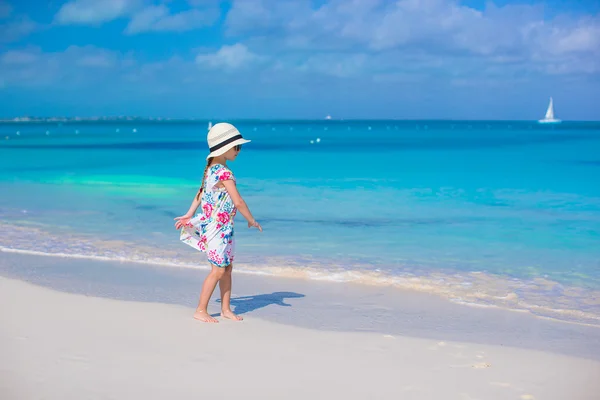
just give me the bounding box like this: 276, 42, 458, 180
0, 0, 599, 120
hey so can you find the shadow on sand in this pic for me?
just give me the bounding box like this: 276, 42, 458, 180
215, 292, 305, 315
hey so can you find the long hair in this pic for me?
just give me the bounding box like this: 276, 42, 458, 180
196, 157, 213, 201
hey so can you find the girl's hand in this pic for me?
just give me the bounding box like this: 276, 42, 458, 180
248, 220, 263, 232
174, 214, 193, 230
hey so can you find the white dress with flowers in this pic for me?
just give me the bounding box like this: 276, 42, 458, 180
180, 164, 236, 267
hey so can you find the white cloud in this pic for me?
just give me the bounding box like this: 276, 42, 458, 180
296, 53, 368, 78
125, 5, 164, 33
66, 45, 133, 69
551, 20, 600, 54
76, 51, 118, 68
225, 0, 600, 77
187, 0, 220, 7
0, 16, 37, 42
195, 43, 263, 70
0, 46, 134, 87
54, 0, 220, 33
1, 49, 39, 65
125, 5, 219, 34
55, 0, 142, 25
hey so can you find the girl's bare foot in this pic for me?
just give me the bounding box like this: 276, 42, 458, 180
221, 309, 243, 321
193, 310, 218, 323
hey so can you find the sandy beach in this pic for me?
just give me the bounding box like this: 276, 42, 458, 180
1, 271, 599, 400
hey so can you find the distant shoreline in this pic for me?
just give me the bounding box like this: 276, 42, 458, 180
0, 117, 195, 123
1, 117, 597, 123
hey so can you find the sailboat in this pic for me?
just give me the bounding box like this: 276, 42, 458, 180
208, 121, 212, 131
538, 97, 561, 124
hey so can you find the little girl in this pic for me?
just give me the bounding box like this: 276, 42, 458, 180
175, 122, 262, 323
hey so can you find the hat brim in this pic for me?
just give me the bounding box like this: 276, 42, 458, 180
207, 138, 251, 159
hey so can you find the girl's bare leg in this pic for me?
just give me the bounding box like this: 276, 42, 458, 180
219, 264, 243, 321
194, 265, 226, 323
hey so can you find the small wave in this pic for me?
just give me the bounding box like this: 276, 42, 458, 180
2, 241, 600, 328
0, 246, 208, 271
1, 221, 599, 327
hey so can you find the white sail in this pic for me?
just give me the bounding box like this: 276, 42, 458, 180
545, 98, 555, 120
539, 97, 561, 124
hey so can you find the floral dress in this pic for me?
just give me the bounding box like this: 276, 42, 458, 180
180, 164, 237, 267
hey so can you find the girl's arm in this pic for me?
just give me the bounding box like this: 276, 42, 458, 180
174, 190, 202, 229
221, 180, 262, 231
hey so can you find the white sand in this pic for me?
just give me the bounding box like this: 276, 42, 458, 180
1, 277, 599, 400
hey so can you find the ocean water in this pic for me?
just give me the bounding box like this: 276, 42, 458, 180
1, 120, 599, 325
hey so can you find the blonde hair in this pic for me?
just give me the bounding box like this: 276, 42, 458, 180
196, 157, 213, 201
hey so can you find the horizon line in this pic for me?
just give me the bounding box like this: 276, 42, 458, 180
1, 117, 597, 123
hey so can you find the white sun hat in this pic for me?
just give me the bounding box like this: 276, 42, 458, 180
206, 122, 251, 159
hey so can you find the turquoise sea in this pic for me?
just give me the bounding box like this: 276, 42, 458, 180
1, 120, 599, 325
